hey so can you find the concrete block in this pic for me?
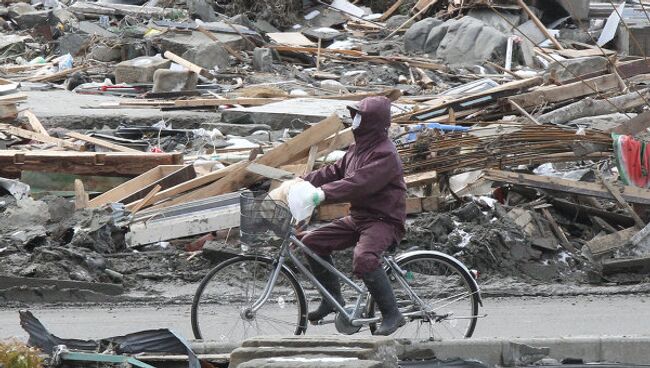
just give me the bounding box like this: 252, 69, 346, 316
182, 43, 229, 71
114, 56, 171, 84
156, 30, 244, 58
404, 18, 442, 53
58, 33, 90, 56
546, 56, 609, 83
152, 69, 198, 93
253, 48, 273, 72
12, 10, 52, 29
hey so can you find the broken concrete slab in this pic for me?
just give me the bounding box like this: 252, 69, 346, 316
58, 33, 90, 56
583, 227, 636, 257
152, 69, 198, 93
186, 0, 217, 22
114, 56, 171, 84
12, 9, 52, 29
77, 20, 118, 38
89, 45, 122, 62
404, 18, 443, 53
7, 2, 35, 18
570, 113, 636, 132
155, 30, 245, 58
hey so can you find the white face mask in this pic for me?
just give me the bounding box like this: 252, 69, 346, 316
352, 113, 362, 130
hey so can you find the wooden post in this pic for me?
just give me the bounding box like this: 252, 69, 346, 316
516, 0, 564, 50
74, 179, 89, 209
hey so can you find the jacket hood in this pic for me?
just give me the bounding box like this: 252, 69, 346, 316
348, 96, 392, 149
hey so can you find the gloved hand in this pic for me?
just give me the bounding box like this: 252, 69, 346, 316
269, 177, 303, 204
287, 181, 326, 221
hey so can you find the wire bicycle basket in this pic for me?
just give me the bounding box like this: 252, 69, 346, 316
240, 191, 293, 246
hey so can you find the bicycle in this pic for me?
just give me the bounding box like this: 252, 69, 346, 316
191, 192, 483, 343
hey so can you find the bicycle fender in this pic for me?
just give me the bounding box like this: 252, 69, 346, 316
394, 250, 483, 306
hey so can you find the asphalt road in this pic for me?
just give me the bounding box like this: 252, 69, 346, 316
2, 294, 650, 341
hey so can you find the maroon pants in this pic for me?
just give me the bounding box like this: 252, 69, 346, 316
300, 216, 402, 277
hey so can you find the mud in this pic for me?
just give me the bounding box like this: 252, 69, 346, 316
401, 201, 588, 283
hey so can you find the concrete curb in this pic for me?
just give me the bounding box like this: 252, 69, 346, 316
191, 336, 650, 367
397, 336, 650, 366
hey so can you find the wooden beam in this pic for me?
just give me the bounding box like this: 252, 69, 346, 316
22, 110, 49, 136
129, 184, 161, 215
0, 123, 77, 149
380, 0, 404, 21
27, 65, 87, 83
303, 145, 319, 176
508, 74, 620, 109
173, 98, 279, 108
163, 51, 213, 80
125, 161, 247, 211
246, 163, 295, 180
485, 169, 650, 205
600, 177, 645, 228
155, 115, 344, 208
66, 131, 141, 153
405, 170, 437, 187
516, 0, 563, 50
317, 196, 434, 220
0, 151, 183, 177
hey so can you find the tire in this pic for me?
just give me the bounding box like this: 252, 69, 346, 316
368, 252, 480, 340
191, 254, 308, 342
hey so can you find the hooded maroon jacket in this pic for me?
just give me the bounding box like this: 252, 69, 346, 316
303, 96, 407, 229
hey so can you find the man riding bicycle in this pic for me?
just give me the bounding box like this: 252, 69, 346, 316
286, 96, 407, 336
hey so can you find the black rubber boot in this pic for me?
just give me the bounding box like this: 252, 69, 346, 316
363, 267, 405, 336
307, 255, 345, 322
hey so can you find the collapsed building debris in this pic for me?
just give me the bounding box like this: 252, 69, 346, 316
3, 0, 650, 302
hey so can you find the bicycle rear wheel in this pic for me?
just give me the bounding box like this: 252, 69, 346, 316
369, 252, 480, 340
191, 254, 308, 343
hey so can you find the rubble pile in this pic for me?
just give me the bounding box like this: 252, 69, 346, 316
3, 0, 650, 300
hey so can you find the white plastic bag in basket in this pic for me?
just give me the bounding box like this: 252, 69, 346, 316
287, 180, 319, 221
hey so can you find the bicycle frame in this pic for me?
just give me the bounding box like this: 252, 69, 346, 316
248, 232, 430, 327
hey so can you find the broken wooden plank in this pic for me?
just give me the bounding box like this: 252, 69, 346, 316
130, 184, 161, 215
583, 227, 637, 257
269, 45, 365, 57
125, 161, 246, 211
66, 131, 141, 153
163, 51, 213, 80
246, 163, 295, 180
22, 110, 48, 136
88, 165, 188, 208
541, 208, 578, 254
405, 170, 437, 187
156, 115, 345, 208
484, 169, 650, 205
516, 0, 563, 50
303, 145, 319, 176
602, 255, 650, 275
0, 124, 77, 149
380, 0, 404, 21
508, 74, 620, 109
267, 32, 316, 47
0, 151, 183, 177
27, 65, 87, 83
600, 176, 645, 228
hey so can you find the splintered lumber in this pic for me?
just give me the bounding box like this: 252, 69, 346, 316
66, 131, 141, 153
125, 161, 247, 211
22, 111, 48, 136
88, 165, 192, 208
405, 170, 437, 187
584, 227, 637, 257
26, 66, 87, 83
246, 163, 295, 180
484, 169, 650, 205
380, 0, 403, 21
130, 185, 162, 215
516, 0, 563, 50
317, 196, 434, 221
508, 74, 620, 110
0, 151, 183, 177
599, 177, 645, 228
0, 93, 27, 104
163, 51, 213, 80
0, 124, 77, 149
155, 115, 345, 208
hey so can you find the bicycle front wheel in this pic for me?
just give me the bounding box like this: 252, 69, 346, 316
191, 254, 308, 343
369, 252, 480, 340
